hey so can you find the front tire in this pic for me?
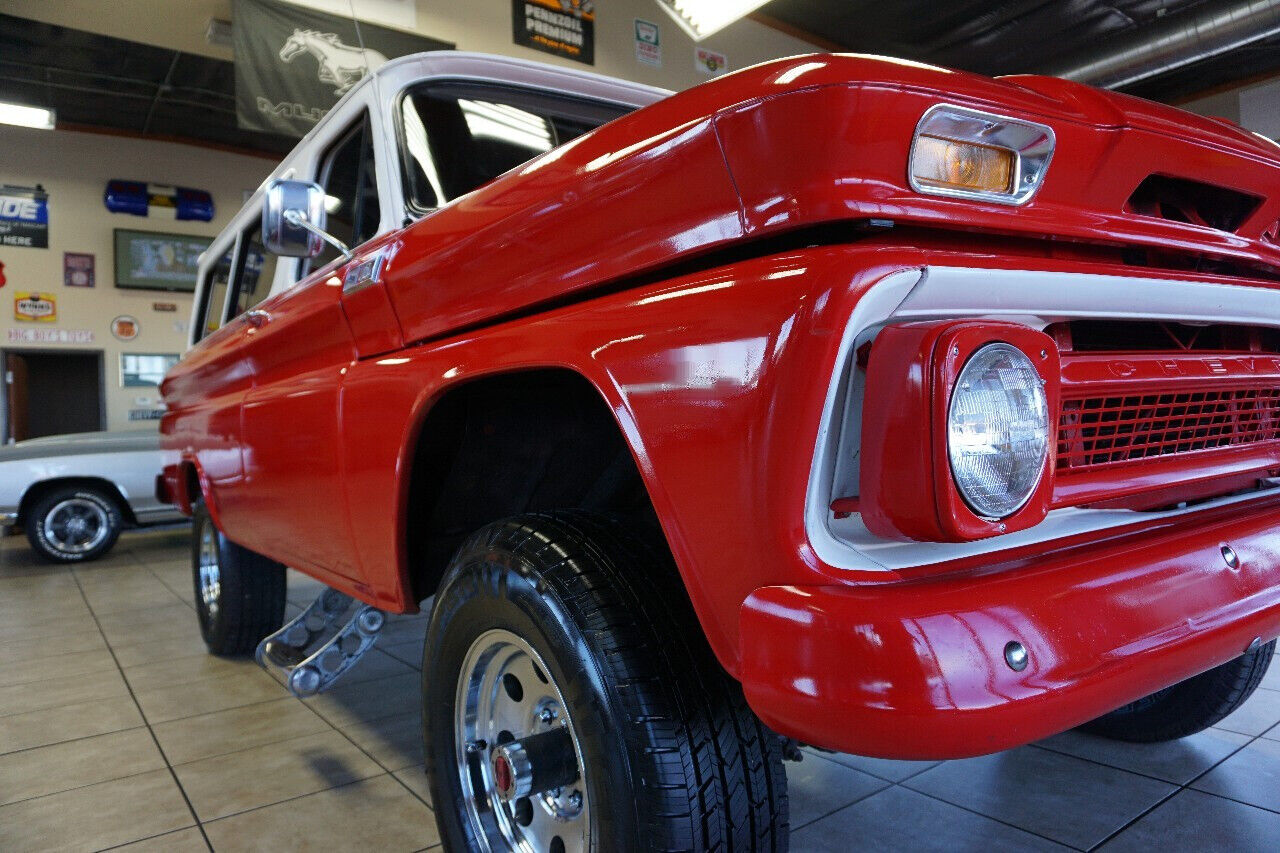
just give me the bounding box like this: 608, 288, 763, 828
25, 484, 122, 563
423, 512, 789, 852
192, 503, 286, 656
1080, 640, 1276, 742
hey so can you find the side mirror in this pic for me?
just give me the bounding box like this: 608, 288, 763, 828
261, 179, 349, 259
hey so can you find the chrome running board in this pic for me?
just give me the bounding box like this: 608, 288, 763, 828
255, 587, 385, 697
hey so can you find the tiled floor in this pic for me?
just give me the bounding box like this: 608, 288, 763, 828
3, 529, 1280, 851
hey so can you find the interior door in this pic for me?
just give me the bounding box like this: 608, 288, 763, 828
4, 353, 29, 442
3, 350, 102, 440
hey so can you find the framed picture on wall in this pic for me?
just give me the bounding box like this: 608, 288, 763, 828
64, 252, 95, 287
120, 352, 181, 387
113, 229, 212, 292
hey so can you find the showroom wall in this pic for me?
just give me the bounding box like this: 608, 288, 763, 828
0, 0, 820, 441
0, 125, 273, 434
2, 0, 822, 92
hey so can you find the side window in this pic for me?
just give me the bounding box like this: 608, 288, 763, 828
196, 245, 235, 341
230, 221, 278, 318
313, 112, 381, 269
399, 83, 630, 211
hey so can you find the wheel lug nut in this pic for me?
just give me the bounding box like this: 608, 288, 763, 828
465, 738, 487, 754
538, 708, 556, 723
569, 790, 582, 808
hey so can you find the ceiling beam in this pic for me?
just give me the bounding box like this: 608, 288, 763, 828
748, 12, 845, 53
56, 120, 283, 160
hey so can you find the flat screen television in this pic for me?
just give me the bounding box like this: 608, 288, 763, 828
113, 229, 212, 292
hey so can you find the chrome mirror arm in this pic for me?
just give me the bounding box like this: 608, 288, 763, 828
283, 209, 353, 261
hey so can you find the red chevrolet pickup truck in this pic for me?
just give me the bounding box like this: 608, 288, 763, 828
161, 50, 1280, 849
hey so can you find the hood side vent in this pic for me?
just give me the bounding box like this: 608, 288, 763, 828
1125, 174, 1263, 234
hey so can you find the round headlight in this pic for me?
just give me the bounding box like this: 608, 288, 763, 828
947, 343, 1049, 519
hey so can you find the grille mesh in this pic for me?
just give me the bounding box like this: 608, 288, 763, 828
1057, 387, 1280, 469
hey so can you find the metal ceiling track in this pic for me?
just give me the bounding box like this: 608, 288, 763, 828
1044, 0, 1280, 89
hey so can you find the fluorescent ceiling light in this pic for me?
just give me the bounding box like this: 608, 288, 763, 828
459, 99, 552, 152
656, 0, 771, 41
0, 101, 55, 130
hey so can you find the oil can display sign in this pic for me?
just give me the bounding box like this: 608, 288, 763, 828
513, 0, 595, 65
232, 0, 452, 138
0, 186, 49, 249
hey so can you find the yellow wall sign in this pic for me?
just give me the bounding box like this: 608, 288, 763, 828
14, 291, 57, 323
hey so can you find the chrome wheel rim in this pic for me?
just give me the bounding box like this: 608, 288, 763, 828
197, 519, 221, 619
455, 628, 590, 853
42, 498, 109, 554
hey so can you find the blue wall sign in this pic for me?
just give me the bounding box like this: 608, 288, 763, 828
0, 185, 49, 248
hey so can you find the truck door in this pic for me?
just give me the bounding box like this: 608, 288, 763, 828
162, 246, 250, 508
234, 109, 385, 582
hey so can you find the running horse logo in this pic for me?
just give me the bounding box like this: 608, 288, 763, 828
279, 29, 388, 96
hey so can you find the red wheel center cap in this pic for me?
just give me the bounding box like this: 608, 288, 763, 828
492, 752, 514, 795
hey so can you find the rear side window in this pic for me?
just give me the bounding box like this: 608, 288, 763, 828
230, 222, 278, 318
399, 83, 631, 211
195, 246, 235, 341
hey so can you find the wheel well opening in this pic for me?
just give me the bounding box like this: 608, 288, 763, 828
181, 462, 202, 510
18, 477, 134, 526
405, 369, 659, 603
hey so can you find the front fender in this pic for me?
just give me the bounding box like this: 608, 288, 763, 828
342, 245, 903, 670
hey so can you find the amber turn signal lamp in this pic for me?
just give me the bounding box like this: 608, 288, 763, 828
858, 320, 1061, 542
908, 104, 1055, 205
911, 135, 1014, 194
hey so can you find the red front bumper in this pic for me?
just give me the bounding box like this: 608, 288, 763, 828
740, 500, 1280, 759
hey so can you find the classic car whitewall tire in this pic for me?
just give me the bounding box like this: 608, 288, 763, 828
422, 512, 790, 852
191, 503, 287, 656
1081, 640, 1276, 742
24, 485, 123, 563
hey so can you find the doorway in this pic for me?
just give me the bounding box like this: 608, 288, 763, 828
2, 349, 105, 443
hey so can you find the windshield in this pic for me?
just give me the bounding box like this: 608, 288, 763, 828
399, 82, 632, 210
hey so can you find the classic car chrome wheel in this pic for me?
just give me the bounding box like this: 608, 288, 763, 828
24, 486, 123, 564
197, 519, 221, 620
42, 497, 111, 555
455, 628, 589, 853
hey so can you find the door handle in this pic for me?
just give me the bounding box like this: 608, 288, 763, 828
245, 310, 270, 329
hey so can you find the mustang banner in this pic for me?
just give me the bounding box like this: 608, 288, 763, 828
232, 0, 452, 137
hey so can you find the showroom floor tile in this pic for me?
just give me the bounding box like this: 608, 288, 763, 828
5, 527, 1280, 851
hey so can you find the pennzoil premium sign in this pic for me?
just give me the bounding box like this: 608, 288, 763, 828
513, 0, 595, 65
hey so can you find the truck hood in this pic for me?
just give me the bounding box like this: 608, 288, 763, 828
375, 54, 1280, 349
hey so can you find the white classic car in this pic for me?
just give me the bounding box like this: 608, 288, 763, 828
0, 430, 185, 562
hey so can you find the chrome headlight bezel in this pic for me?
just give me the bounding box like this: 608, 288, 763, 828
946, 342, 1052, 519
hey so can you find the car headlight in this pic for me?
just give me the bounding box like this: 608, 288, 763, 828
947, 343, 1050, 519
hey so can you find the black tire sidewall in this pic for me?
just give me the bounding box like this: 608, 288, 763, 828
191, 504, 225, 647
1082, 640, 1277, 742
424, 546, 638, 852
189, 504, 286, 657
25, 486, 122, 563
